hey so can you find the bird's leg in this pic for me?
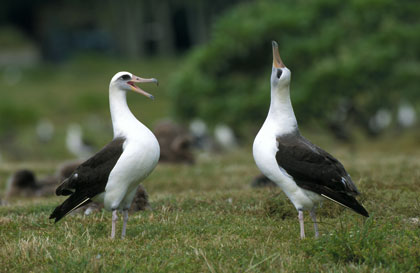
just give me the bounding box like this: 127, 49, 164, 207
111, 209, 118, 239
121, 209, 129, 239
298, 210, 305, 239
310, 209, 319, 238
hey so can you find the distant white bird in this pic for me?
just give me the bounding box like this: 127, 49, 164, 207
214, 124, 237, 150
189, 119, 208, 139
253, 41, 368, 239
397, 102, 416, 128
369, 108, 392, 133
50, 71, 160, 239
36, 119, 55, 143
66, 123, 94, 159
189, 119, 213, 151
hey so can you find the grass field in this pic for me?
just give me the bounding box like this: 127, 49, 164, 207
1, 135, 419, 272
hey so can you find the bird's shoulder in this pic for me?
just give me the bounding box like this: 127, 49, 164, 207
276, 133, 337, 166
65, 137, 126, 187
79, 137, 126, 169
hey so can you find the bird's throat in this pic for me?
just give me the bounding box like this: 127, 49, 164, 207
268, 86, 298, 132
109, 88, 138, 137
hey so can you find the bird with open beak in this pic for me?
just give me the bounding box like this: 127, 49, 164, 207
50, 71, 161, 239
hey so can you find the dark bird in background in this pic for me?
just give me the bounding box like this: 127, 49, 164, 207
251, 174, 277, 188
154, 120, 194, 164
4, 169, 57, 200
3, 161, 150, 213
3, 161, 83, 202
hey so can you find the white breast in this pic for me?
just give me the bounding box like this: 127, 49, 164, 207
103, 127, 160, 211
253, 121, 322, 211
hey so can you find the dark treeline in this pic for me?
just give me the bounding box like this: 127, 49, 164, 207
1, 0, 249, 61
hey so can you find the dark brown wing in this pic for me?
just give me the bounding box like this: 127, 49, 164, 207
276, 134, 368, 217
50, 137, 125, 222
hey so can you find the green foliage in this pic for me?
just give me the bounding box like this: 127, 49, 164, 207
169, 0, 420, 132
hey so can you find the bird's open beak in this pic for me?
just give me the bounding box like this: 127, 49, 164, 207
272, 41, 285, 68
127, 75, 159, 100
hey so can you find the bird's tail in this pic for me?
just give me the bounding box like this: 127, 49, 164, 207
321, 191, 369, 217
297, 182, 369, 217
49, 193, 92, 223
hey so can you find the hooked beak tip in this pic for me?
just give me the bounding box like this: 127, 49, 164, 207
272, 40, 278, 48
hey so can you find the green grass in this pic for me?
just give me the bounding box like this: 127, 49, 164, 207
1, 137, 420, 272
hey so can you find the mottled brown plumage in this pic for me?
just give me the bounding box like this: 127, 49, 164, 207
154, 121, 194, 164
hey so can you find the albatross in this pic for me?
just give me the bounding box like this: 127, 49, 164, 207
253, 41, 368, 239
50, 71, 160, 239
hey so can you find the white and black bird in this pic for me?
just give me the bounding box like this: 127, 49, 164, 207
50, 71, 160, 239
253, 41, 368, 239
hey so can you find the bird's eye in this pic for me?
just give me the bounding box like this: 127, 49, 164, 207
120, 74, 131, 81
276, 69, 282, 79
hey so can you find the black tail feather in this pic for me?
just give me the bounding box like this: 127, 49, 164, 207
49, 193, 92, 223
321, 192, 369, 217
297, 182, 369, 217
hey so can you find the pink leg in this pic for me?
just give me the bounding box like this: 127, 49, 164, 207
299, 210, 305, 239
310, 210, 319, 238
111, 209, 118, 239
121, 209, 129, 239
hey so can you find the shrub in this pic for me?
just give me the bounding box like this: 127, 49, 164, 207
169, 0, 420, 136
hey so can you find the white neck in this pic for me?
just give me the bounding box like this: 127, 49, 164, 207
109, 86, 141, 137
266, 85, 298, 134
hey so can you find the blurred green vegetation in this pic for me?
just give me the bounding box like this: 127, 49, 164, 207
0, 55, 177, 161
169, 0, 420, 134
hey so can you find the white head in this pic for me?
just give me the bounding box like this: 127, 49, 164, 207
109, 71, 158, 100
270, 41, 291, 92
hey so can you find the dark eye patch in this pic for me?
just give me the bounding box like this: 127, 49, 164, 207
120, 74, 131, 80
276, 69, 282, 79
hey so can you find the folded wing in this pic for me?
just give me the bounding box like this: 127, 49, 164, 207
50, 137, 126, 222
276, 134, 368, 217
